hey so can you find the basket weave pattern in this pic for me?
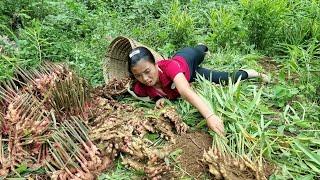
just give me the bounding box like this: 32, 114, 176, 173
103, 36, 165, 84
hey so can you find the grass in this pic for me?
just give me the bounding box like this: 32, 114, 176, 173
98, 159, 144, 180
1, 0, 320, 179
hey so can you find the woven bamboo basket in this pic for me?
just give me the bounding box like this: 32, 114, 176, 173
103, 36, 166, 84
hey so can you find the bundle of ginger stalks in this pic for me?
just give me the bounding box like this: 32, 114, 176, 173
0, 62, 189, 179
203, 131, 274, 180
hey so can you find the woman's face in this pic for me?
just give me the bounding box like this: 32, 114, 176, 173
131, 59, 159, 86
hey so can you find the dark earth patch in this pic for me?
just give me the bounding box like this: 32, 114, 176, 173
169, 130, 212, 179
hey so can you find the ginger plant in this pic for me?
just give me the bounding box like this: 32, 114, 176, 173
46, 117, 112, 179
0, 62, 191, 179
203, 129, 271, 180
0, 62, 100, 178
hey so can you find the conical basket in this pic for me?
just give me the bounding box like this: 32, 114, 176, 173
103, 36, 166, 84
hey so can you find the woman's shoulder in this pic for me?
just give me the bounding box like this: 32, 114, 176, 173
157, 58, 186, 79
157, 58, 181, 69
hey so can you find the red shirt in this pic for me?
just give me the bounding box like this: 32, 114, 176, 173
133, 55, 190, 100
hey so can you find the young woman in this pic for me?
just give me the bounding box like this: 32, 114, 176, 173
128, 45, 269, 136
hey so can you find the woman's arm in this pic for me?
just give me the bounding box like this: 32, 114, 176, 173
173, 73, 224, 136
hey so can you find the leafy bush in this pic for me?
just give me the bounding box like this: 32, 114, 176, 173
208, 4, 249, 51
278, 1, 320, 45
240, 0, 289, 51
162, 1, 196, 48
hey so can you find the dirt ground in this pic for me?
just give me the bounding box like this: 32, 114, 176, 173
258, 56, 279, 73
169, 130, 213, 179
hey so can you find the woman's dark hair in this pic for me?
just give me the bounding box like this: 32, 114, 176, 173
128, 47, 155, 74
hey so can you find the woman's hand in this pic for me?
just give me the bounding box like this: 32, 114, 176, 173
173, 73, 225, 136
155, 98, 166, 109
206, 115, 225, 136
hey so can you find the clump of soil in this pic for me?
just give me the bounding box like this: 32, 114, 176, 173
168, 130, 212, 179
258, 57, 279, 73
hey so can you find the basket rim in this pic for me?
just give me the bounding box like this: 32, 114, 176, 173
103, 36, 166, 84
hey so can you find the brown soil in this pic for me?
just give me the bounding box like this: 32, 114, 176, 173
169, 130, 212, 179
258, 56, 301, 84
258, 56, 279, 73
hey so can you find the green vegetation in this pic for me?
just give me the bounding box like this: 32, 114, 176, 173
1, 0, 319, 179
